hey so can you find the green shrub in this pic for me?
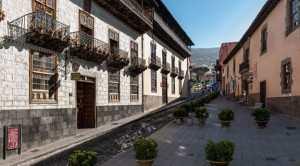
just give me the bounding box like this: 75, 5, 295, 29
252, 108, 270, 121
134, 138, 158, 160
68, 150, 97, 166
195, 107, 209, 119
182, 103, 194, 113
218, 109, 234, 121
173, 108, 188, 119
205, 140, 235, 162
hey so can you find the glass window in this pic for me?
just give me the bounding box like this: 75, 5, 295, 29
172, 77, 175, 94
151, 69, 157, 92
281, 59, 292, 94
30, 51, 57, 103
130, 76, 139, 102
108, 71, 120, 102
261, 27, 268, 54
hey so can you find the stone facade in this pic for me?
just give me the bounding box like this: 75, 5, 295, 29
267, 96, 300, 118
143, 95, 163, 111
96, 105, 143, 126
0, 108, 76, 158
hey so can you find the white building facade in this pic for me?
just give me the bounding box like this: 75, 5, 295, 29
0, 0, 193, 159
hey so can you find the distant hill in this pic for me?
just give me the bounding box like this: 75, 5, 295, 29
191, 48, 219, 67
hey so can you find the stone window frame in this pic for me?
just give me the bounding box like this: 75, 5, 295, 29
286, 0, 300, 35
151, 69, 157, 92
280, 57, 293, 94
29, 50, 58, 104
260, 25, 268, 55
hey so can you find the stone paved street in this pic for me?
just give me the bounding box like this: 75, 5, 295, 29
102, 97, 300, 166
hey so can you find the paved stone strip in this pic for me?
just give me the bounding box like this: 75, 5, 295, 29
102, 97, 300, 166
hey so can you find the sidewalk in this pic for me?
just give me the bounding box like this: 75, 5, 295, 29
102, 97, 300, 166
0, 100, 186, 166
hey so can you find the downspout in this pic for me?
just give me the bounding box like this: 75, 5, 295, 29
141, 34, 144, 113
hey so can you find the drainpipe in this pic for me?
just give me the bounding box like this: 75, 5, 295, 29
142, 34, 145, 113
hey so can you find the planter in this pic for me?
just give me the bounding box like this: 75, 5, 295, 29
220, 120, 231, 127
136, 160, 154, 166
208, 160, 230, 166
256, 120, 269, 128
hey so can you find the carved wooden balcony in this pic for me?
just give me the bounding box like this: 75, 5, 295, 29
95, 0, 153, 33
107, 49, 129, 71
161, 62, 171, 74
170, 67, 179, 77
148, 56, 161, 70
178, 70, 184, 79
239, 61, 249, 73
69, 31, 109, 64
7, 11, 70, 52
126, 57, 147, 76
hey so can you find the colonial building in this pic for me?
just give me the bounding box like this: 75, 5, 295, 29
0, 0, 192, 159
222, 0, 300, 117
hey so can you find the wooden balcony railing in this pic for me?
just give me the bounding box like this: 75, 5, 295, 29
107, 48, 129, 71
126, 57, 147, 76
148, 56, 161, 70
161, 62, 171, 74
8, 11, 70, 52
239, 61, 250, 73
170, 66, 179, 77
69, 31, 109, 64
178, 70, 184, 79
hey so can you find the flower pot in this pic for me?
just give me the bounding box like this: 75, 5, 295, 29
136, 160, 154, 166
256, 120, 268, 128
208, 160, 230, 166
220, 120, 231, 127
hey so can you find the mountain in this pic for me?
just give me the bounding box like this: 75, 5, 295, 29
191, 48, 220, 67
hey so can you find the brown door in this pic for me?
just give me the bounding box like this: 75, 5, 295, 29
162, 74, 168, 104
260, 81, 267, 107
77, 81, 96, 129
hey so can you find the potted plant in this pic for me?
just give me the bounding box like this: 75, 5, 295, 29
195, 107, 209, 125
134, 138, 158, 166
68, 150, 97, 166
205, 140, 235, 166
252, 108, 271, 128
173, 107, 188, 124
218, 109, 234, 127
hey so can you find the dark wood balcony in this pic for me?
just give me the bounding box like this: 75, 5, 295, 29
126, 57, 147, 76
69, 31, 110, 64
7, 11, 70, 52
239, 61, 250, 73
178, 70, 184, 79
170, 67, 179, 77
107, 49, 129, 71
95, 0, 153, 33
161, 62, 171, 74
148, 56, 161, 70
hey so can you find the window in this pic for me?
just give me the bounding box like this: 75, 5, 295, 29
244, 48, 249, 62
178, 61, 182, 72
151, 69, 157, 92
261, 26, 268, 54
171, 56, 175, 69
130, 41, 138, 63
33, 0, 56, 16
30, 51, 57, 103
109, 29, 119, 55
162, 50, 167, 65
287, 0, 300, 34
108, 71, 120, 102
281, 58, 293, 94
172, 77, 175, 94
151, 42, 156, 57
179, 79, 182, 94
233, 59, 236, 73
226, 66, 229, 78
130, 76, 139, 102
83, 0, 91, 12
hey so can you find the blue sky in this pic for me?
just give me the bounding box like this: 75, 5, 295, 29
163, 0, 267, 48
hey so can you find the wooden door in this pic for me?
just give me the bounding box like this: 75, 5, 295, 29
260, 81, 267, 107
162, 74, 168, 104
77, 81, 96, 129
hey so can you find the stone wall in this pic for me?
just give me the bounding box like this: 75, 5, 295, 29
267, 96, 300, 118
0, 108, 76, 159
143, 95, 163, 111
96, 105, 143, 126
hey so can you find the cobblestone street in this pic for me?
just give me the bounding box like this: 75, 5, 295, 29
102, 97, 300, 166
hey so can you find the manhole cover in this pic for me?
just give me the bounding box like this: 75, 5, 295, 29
286, 126, 297, 130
